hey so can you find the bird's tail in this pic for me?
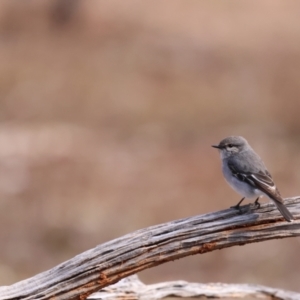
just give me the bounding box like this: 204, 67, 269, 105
273, 200, 294, 222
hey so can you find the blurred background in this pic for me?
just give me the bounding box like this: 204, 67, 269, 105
0, 0, 300, 294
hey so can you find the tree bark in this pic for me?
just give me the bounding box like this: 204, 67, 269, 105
0, 197, 299, 300
88, 274, 300, 300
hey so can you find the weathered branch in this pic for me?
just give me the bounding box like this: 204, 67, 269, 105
0, 197, 299, 300
88, 274, 300, 300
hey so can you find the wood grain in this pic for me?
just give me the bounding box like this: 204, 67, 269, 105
88, 274, 300, 300
0, 197, 299, 300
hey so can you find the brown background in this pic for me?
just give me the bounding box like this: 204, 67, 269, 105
0, 0, 300, 294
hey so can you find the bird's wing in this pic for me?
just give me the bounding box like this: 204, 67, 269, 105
228, 162, 283, 203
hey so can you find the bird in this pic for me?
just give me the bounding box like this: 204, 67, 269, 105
212, 136, 294, 222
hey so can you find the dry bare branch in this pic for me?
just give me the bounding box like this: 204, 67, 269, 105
0, 197, 299, 300
88, 274, 300, 300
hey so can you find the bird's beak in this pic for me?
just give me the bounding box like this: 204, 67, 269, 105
212, 145, 221, 149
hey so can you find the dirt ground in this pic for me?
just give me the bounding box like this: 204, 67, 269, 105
0, 0, 300, 294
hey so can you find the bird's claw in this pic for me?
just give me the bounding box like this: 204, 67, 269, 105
253, 197, 261, 209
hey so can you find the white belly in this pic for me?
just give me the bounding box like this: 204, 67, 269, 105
222, 162, 264, 199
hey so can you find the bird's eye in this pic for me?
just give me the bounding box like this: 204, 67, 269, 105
227, 144, 233, 148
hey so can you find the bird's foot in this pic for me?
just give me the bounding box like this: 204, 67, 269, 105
253, 197, 261, 209
230, 197, 245, 214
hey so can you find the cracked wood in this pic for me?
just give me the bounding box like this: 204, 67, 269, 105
0, 197, 299, 300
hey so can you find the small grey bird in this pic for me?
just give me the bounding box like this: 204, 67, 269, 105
212, 136, 294, 222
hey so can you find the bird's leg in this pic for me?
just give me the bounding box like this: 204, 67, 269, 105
253, 197, 260, 209
231, 197, 245, 210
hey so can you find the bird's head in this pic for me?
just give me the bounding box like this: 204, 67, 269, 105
212, 136, 249, 158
